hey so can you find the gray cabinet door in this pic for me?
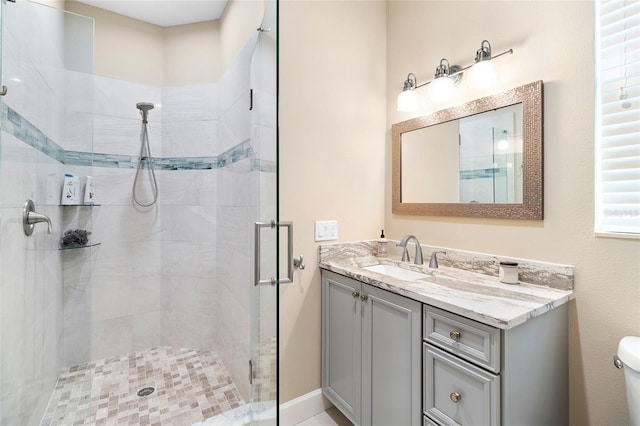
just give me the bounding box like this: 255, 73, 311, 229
322, 271, 362, 425
362, 284, 422, 426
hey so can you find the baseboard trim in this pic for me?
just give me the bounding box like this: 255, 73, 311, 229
279, 388, 333, 426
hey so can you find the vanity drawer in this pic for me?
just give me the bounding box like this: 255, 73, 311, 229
424, 344, 500, 426
423, 305, 500, 373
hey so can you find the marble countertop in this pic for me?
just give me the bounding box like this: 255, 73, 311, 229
319, 243, 574, 330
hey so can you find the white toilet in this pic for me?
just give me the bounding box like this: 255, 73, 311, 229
618, 336, 640, 426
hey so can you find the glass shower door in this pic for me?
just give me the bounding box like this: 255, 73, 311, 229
0, 1, 94, 424
249, 0, 279, 422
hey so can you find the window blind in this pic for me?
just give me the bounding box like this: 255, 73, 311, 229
595, 0, 640, 235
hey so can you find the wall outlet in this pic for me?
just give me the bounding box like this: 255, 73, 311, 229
315, 220, 338, 241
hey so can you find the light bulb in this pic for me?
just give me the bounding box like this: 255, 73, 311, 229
429, 77, 454, 102
397, 89, 420, 112
468, 60, 497, 89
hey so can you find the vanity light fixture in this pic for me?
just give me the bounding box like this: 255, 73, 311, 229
397, 73, 420, 112
397, 40, 513, 111
468, 40, 504, 89
429, 59, 461, 102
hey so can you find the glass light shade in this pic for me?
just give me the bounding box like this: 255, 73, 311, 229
429, 76, 454, 102
397, 89, 420, 112
496, 137, 510, 151
468, 60, 498, 89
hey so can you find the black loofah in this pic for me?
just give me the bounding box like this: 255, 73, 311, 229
61, 229, 91, 247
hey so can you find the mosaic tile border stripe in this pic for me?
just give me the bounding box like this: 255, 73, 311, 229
2, 103, 66, 162
460, 167, 508, 180
0, 104, 275, 172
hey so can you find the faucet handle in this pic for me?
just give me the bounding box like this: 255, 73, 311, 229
23, 199, 53, 236
429, 250, 447, 269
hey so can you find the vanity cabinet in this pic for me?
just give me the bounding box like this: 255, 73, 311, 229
321, 270, 421, 426
322, 269, 568, 426
423, 305, 568, 426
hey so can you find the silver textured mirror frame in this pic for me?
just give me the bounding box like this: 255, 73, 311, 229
392, 80, 543, 220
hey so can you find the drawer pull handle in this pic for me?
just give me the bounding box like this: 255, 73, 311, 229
450, 392, 462, 403
352, 291, 360, 298
450, 331, 461, 341
360, 294, 368, 301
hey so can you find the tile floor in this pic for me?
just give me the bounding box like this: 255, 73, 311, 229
295, 407, 353, 426
40, 346, 244, 425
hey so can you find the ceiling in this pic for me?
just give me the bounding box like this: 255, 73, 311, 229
75, 0, 229, 27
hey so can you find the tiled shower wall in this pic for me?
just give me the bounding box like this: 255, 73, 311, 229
62, 75, 165, 365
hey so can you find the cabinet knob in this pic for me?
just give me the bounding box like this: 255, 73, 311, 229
352, 291, 360, 298
360, 294, 368, 301
449, 330, 461, 341
450, 392, 462, 403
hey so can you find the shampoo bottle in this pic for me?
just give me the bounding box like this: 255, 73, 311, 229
377, 230, 388, 257
84, 176, 96, 205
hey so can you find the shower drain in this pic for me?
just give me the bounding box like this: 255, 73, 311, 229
136, 387, 155, 397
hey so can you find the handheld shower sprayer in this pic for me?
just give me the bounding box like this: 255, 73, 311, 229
136, 102, 155, 124
133, 102, 158, 207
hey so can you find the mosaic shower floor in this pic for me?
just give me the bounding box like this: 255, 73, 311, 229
40, 346, 245, 426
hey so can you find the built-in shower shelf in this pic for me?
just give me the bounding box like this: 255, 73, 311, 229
59, 204, 101, 207
58, 242, 101, 251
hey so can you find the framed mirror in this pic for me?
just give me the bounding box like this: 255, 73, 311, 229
392, 80, 543, 219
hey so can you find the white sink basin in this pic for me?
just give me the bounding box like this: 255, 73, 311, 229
363, 264, 430, 281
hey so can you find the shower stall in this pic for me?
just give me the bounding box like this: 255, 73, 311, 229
0, 0, 279, 424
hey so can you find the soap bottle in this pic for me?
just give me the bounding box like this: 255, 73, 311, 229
84, 176, 96, 205
377, 230, 388, 257
60, 173, 80, 205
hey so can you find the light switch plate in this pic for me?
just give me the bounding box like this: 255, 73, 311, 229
315, 220, 338, 241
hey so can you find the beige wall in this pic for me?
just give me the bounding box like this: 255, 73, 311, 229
220, 0, 265, 72
401, 119, 459, 203
163, 21, 222, 85
65, 1, 164, 85
279, 0, 387, 403
65, 1, 222, 86
387, 1, 639, 425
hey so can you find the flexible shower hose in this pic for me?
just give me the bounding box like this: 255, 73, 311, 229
132, 116, 159, 207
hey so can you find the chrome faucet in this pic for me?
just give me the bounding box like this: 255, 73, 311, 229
429, 250, 447, 269
397, 235, 424, 265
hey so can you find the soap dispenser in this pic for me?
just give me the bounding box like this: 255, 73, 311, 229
377, 230, 388, 257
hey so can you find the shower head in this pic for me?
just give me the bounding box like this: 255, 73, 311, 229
136, 102, 155, 113
136, 102, 155, 124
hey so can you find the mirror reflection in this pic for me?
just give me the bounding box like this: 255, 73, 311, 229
401, 104, 523, 204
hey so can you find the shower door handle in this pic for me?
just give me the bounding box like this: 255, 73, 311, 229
255, 220, 293, 286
